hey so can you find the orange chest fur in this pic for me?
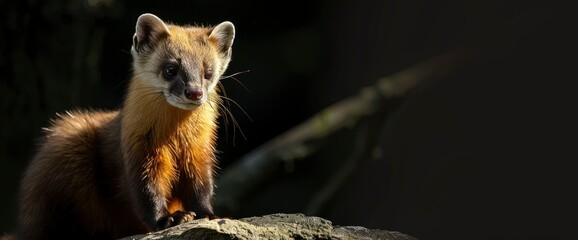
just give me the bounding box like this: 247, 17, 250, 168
133, 124, 217, 194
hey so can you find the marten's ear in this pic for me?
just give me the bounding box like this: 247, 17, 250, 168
209, 21, 235, 55
132, 13, 170, 54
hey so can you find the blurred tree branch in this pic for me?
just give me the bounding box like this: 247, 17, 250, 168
214, 48, 472, 214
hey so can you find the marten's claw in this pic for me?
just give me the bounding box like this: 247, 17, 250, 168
157, 211, 196, 229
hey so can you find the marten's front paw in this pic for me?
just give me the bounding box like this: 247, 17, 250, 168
157, 210, 196, 229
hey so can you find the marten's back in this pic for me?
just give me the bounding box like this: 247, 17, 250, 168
17, 110, 147, 239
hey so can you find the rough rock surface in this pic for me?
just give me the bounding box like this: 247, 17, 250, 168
120, 213, 416, 240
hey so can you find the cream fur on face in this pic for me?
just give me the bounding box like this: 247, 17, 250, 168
131, 13, 235, 110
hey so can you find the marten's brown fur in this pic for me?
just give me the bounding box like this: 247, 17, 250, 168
14, 13, 235, 240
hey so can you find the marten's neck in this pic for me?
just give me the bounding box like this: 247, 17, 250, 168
119, 76, 220, 183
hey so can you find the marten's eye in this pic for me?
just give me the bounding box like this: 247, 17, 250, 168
163, 64, 179, 79
204, 68, 213, 80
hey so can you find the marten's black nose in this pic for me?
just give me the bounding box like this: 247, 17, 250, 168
184, 88, 203, 100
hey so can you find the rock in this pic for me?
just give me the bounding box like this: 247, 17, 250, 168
332, 226, 416, 240
119, 213, 417, 240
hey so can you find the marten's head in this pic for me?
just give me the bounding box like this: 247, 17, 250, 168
130, 13, 235, 110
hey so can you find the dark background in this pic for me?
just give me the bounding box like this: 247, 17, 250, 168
1, 0, 576, 239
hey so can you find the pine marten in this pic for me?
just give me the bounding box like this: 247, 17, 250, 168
12, 13, 235, 239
